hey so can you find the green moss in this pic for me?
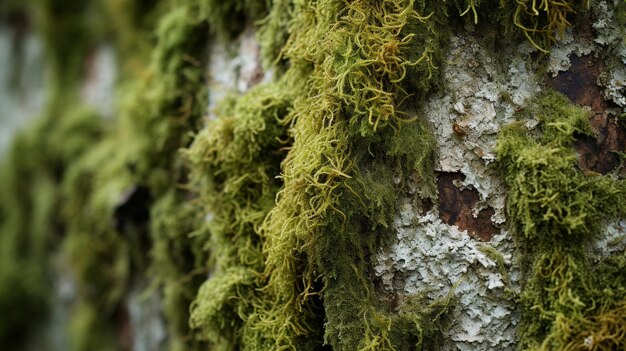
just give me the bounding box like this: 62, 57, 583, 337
478, 244, 512, 288
0, 0, 213, 348
186, 81, 298, 350
497, 90, 626, 350
187, 1, 455, 349
0, 0, 596, 350
150, 191, 209, 351
0, 103, 106, 350
615, 1, 626, 28
197, 0, 267, 39
68, 301, 120, 351
0, 1, 106, 348
36, 0, 98, 89
498, 92, 619, 246
59, 2, 213, 349
256, 0, 294, 67
512, 0, 589, 53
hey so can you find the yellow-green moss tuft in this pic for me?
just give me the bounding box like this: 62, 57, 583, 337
497, 90, 626, 350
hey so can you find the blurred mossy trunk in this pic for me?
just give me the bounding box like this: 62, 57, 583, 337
1, 1, 626, 351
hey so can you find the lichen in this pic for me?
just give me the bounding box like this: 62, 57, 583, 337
592, 0, 626, 109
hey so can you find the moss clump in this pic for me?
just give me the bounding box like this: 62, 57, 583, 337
512, 0, 590, 52
150, 191, 209, 351
498, 92, 622, 246
186, 0, 461, 349
35, 0, 107, 90
478, 244, 512, 288
497, 90, 626, 350
448, 0, 590, 53
198, 0, 267, 39
0, 0, 105, 349
60, 2, 213, 349
186, 82, 297, 350
255, 1, 450, 349
99, 0, 164, 61
0, 99, 107, 351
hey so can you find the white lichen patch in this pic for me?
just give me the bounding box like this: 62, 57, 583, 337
374, 205, 520, 351
593, 219, 626, 257
38, 253, 76, 351
0, 25, 46, 155
425, 34, 540, 223
81, 45, 117, 119
592, 1, 626, 108
589, 1, 626, 263
207, 23, 269, 118
548, 28, 594, 76
127, 281, 168, 351
374, 33, 537, 350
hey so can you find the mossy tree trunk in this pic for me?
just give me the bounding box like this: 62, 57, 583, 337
1, 1, 626, 351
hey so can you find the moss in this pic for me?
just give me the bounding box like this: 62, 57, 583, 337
0, 0, 596, 350
498, 92, 618, 246
68, 301, 120, 351
59, 2, 213, 349
0, 102, 107, 350
150, 191, 209, 351
35, 0, 98, 90
0, 0, 213, 348
188, 1, 456, 349
512, 0, 590, 53
186, 81, 298, 350
0, 1, 106, 348
99, 0, 164, 60
497, 90, 626, 350
615, 1, 626, 31
255, 0, 294, 67
197, 0, 267, 39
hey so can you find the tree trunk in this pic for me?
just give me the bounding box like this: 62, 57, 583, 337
1, 1, 625, 350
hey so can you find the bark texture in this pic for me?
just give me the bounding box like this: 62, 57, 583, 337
1, 1, 625, 351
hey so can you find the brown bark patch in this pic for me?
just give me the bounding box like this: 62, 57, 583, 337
546, 54, 626, 176
436, 172, 497, 241
1, 9, 30, 35
115, 304, 133, 351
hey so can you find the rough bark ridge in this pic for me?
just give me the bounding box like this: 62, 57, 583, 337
0, 1, 625, 350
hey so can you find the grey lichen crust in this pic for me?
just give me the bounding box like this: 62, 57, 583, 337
127, 280, 168, 351
81, 46, 117, 120
547, 29, 594, 76
374, 5, 626, 348
206, 23, 266, 119
593, 0, 626, 108
374, 209, 520, 350
589, 1, 626, 258
0, 25, 46, 155
375, 33, 539, 350
594, 219, 626, 257
426, 34, 541, 224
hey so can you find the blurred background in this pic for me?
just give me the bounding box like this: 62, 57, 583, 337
0, 1, 265, 350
